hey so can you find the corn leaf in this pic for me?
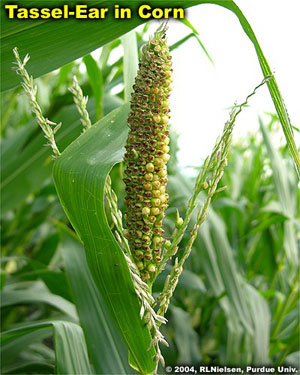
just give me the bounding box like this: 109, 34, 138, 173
1, 329, 52, 371
170, 306, 202, 364
260, 119, 298, 268
4, 361, 54, 374
1, 321, 92, 375
52, 104, 156, 374
61, 233, 133, 374
179, 18, 214, 64
167, 174, 271, 364
0, 95, 122, 215
198, 213, 271, 364
122, 30, 139, 102
1, 289, 78, 321
83, 54, 103, 121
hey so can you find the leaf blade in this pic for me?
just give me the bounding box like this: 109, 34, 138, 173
52, 104, 156, 374
61, 233, 132, 374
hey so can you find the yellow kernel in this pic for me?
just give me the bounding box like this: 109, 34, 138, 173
162, 154, 170, 162
152, 198, 161, 206
160, 195, 166, 203
153, 174, 159, 181
142, 207, 150, 216
160, 186, 166, 194
144, 182, 152, 190
153, 115, 161, 123
165, 136, 170, 145
146, 163, 154, 172
148, 264, 156, 273
158, 169, 167, 177
152, 181, 160, 189
163, 145, 170, 153
151, 207, 160, 216
154, 158, 164, 167
145, 173, 153, 181
161, 115, 169, 124
153, 236, 161, 244
152, 190, 161, 198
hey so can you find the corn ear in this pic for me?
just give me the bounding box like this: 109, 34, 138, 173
123, 24, 172, 283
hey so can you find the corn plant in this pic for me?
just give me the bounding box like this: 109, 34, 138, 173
1, 3, 299, 375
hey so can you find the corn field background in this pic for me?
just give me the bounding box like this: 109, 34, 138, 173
1, 1, 299, 374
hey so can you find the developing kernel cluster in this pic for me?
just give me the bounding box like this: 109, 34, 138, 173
123, 27, 172, 283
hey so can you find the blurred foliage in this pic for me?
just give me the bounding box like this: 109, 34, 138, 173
1, 24, 299, 374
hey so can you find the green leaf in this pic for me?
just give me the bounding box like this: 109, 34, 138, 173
198, 213, 271, 364
13, 263, 72, 302
5, 362, 54, 374
1, 328, 51, 370
170, 306, 202, 364
1, 321, 92, 375
179, 18, 214, 64
1, 289, 78, 321
260, 119, 298, 267
199, 216, 253, 334
53, 321, 92, 375
61, 233, 132, 374
1, 0, 137, 92
52, 104, 156, 374
0, 95, 122, 215
2, 1, 192, 92
245, 284, 271, 365
0, 269, 6, 291
83, 54, 103, 121
121, 30, 138, 102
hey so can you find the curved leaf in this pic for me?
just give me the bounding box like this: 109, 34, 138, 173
1, 0, 196, 92
121, 30, 138, 102
52, 104, 156, 374
0, 95, 122, 215
1, 321, 92, 375
61, 233, 132, 374
1, 289, 78, 321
